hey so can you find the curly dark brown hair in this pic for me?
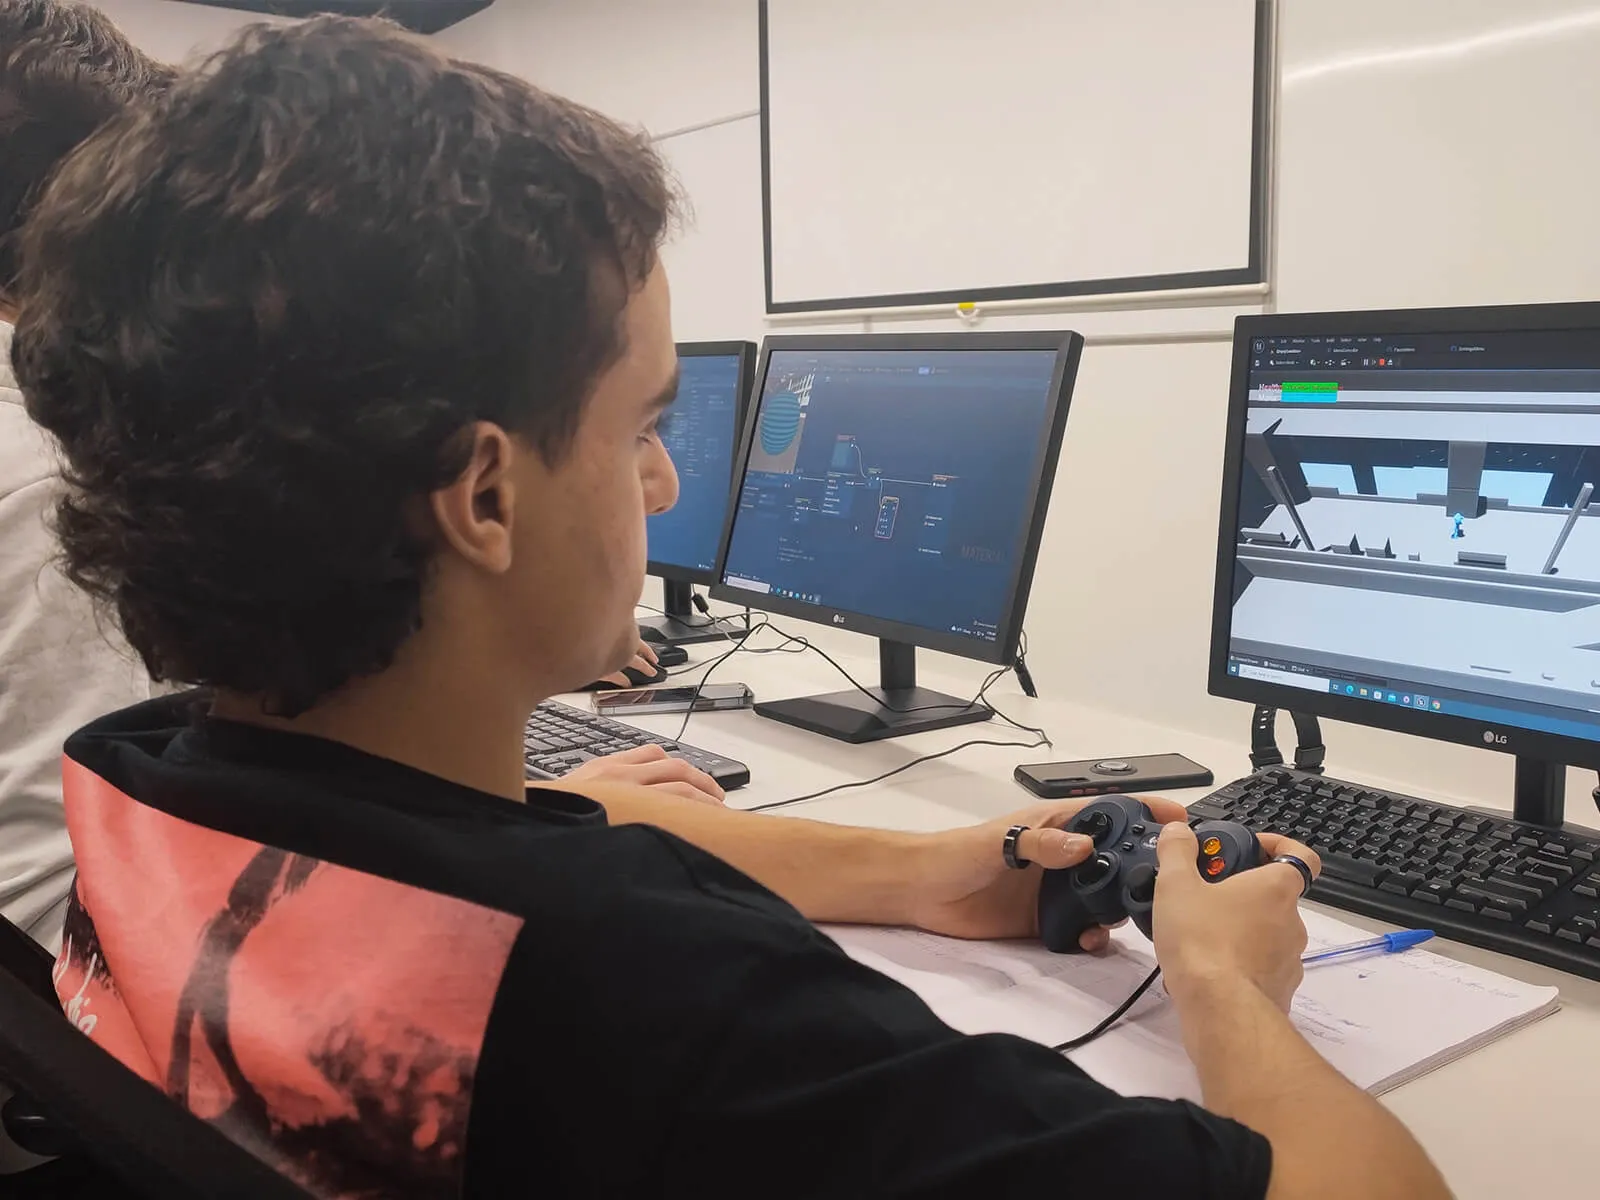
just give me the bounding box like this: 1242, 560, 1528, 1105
0, 0, 173, 306
13, 16, 676, 715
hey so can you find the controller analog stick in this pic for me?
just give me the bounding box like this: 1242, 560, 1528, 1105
1125, 863, 1157, 906
1078, 809, 1114, 845
1073, 853, 1116, 889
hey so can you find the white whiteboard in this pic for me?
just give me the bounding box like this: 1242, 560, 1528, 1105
761, 0, 1269, 312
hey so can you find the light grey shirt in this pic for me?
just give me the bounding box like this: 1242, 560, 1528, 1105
0, 323, 150, 951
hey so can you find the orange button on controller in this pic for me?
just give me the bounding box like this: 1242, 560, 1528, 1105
1201, 836, 1222, 856
1204, 856, 1227, 877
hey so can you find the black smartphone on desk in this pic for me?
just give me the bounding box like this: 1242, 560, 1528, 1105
1014, 753, 1214, 798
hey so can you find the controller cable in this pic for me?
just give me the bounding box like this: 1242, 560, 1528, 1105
648, 615, 1153, 1043
1052, 966, 1164, 1053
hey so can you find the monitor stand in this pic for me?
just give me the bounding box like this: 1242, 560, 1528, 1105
755, 639, 992, 744
1465, 755, 1598, 835
638, 580, 745, 647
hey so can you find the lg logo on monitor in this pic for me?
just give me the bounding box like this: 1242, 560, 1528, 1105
1483, 730, 1509, 747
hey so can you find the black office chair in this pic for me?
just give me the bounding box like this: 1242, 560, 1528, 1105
0, 915, 309, 1199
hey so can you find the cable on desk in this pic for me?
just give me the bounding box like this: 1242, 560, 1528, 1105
668, 616, 816, 741
744, 732, 1051, 812
667, 615, 1052, 781
1052, 967, 1163, 1053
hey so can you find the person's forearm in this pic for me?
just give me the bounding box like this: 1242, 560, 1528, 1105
1176, 977, 1451, 1200
554, 780, 923, 925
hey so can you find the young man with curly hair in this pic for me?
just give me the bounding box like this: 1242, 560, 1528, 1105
0, 0, 172, 951
15, 16, 1447, 1200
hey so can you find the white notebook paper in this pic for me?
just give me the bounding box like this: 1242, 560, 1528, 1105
825, 908, 1560, 1099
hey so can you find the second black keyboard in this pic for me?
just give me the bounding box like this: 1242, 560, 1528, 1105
524, 700, 750, 790
1192, 768, 1600, 981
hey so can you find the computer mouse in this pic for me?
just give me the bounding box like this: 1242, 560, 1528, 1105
654, 644, 689, 668
581, 659, 671, 692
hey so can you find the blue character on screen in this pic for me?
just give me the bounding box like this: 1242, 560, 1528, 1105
1450, 513, 1465, 540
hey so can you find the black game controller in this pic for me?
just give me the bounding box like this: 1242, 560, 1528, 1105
1038, 796, 1263, 952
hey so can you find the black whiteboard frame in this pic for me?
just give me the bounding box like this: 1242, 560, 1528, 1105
758, 0, 1274, 315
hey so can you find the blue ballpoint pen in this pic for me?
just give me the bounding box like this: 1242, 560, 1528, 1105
1302, 929, 1434, 966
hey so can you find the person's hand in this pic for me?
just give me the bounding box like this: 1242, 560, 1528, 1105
564, 744, 725, 806
905, 796, 1192, 950
1152, 823, 1321, 1013
595, 639, 661, 689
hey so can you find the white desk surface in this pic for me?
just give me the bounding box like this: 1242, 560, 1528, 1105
578, 632, 1600, 1200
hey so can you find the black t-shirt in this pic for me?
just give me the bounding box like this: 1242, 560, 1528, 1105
57, 697, 1271, 1198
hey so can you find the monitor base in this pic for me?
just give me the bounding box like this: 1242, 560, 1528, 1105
640, 579, 747, 647
756, 686, 992, 744
638, 614, 744, 647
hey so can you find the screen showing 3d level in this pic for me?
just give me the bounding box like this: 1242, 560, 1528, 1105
720, 347, 1060, 642
647, 353, 744, 573
1225, 326, 1600, 744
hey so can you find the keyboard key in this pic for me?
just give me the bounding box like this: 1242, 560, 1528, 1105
1526, 858, 1574, 882
1319, 854, 1389, 887
1379, 871, 1426, 896
1186, 800, 1232, 822
1455, 883, 1528, 913
1488, 873, 1546, 899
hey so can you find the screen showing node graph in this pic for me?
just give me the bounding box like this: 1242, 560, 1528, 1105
647, 352, 744, 574
720, 347, 1059, 643
1225, 325, 1600, 745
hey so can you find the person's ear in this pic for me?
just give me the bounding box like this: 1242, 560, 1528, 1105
430, 422, 519, 574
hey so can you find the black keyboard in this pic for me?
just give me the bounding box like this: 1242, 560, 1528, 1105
1193, 768, 1600, 981
524, 700, 750, 790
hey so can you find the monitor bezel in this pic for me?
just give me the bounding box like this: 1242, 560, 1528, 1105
1208, 300, 1600, 771
647, 340, 759, 586
710, 331, 1082, 666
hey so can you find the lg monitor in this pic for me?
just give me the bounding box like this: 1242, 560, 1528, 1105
640, 341, 757, 646
711, 332, 1082, 743
1210, 302, 1600, 826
